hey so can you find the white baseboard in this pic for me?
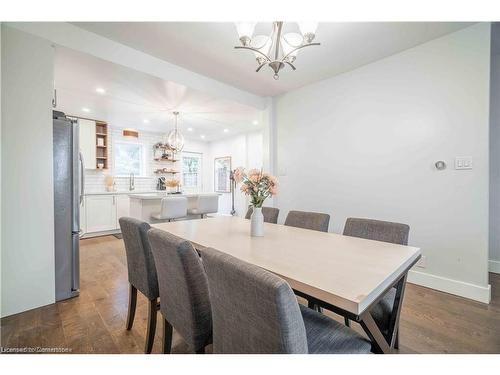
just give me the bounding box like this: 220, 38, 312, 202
407, 269, 491, 304
489, 259, 500, 274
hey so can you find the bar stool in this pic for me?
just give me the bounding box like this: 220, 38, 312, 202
187, 194, 219, 218
151, 196, 188, 222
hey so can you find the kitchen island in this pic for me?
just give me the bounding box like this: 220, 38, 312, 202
129, 192, 220, 222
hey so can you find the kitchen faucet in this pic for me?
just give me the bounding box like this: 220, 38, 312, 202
129, 172, 135, 191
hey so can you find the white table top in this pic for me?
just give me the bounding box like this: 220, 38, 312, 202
152, 216, 421, 315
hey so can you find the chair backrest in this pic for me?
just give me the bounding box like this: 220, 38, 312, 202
202, 247, 308, 354
245, 206, 280, 224
284, 210, 330, 232
159, 196, 188, 219
119, 217, 159, 300
197, 194, 219, 214
147, 228, 212, 351
343, 218, 410, 245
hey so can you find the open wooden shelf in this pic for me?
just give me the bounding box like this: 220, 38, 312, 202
95, 122, 108, 169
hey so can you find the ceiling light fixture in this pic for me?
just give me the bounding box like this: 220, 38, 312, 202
143, 119, 150, 124
223, 129, 229, 133
200, 135, 206, 139
95, 87, 106, 94
252, 120, 259, 125
166, 111, 185, 152
187, 127, 193, 132
82, 107, 90, 113
235, 21, 320, 80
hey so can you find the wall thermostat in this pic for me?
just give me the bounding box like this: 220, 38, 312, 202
434, 161, 446, 170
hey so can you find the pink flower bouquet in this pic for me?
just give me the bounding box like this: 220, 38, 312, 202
232, 167, 278, 208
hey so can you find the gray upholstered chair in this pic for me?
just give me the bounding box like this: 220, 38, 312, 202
342, 217, 410, 349
245, 206, 280, 224
119, 217, 159, 354
284, 210, 330, 232
202, 247, 371, 354
147, 228, 212, 354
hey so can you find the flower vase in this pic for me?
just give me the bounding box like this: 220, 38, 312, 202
250, 207, 264, 237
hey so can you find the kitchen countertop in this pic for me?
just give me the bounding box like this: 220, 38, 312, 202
84, 190, 159, 196
129, 192, 220, 200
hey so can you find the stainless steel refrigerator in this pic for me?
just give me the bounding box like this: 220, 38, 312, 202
53, 110, 81, 301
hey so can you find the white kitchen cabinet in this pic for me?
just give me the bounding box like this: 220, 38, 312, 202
78, 119, 96, 170
115, 195, 130, 227
85, 195, 117, 233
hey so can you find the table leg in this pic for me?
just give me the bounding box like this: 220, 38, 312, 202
359, 274, 408, 354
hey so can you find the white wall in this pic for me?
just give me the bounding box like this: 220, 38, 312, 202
207, 131, 264, 216
489, 24, 500, 274
1, 26, 56, 317
274, 24, 491, 303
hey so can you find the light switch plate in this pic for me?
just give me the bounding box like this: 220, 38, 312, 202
455, 157, 473, 170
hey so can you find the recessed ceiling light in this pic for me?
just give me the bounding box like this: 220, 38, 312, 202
95, 87, 106, 94
200, 135, 206, 139
143, 119, 150, 124
187, 127, 193, 132
223, 129, 229, 133
252, 120, 259, 125
82, 107, 90, 113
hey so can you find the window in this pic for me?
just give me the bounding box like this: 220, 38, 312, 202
182, 152, 203, 192
114, 142, 144, 176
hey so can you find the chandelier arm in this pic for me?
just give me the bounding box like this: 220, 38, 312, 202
256, 63, 267, 72
285, 61, 297, 71
280, 42, 321, 63
234, 46, 272, 62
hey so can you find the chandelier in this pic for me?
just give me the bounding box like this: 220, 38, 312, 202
166, 111, 184, 152
234, 21, 320, 80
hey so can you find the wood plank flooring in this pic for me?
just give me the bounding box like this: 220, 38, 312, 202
1, 235, 499, 353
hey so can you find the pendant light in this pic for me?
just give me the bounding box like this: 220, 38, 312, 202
167, 111, 185, 152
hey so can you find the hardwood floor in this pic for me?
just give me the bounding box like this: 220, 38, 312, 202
2, 235, 500, 354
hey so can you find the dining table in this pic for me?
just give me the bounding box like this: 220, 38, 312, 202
152, 216, 421, 353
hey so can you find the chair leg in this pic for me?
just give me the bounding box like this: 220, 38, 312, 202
126, 284, 137, 330
344, 317, 350, 327
394, 330, 400, 349
307, 299, 316, 309
162, 318, 173, 354
144, 298, 158, 354
195, 347, 205, 354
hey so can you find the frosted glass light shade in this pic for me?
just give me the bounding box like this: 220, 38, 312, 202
282, 33, 303, 60
167, 129, 185, 152
236, 22, 256, 39
298, 21, 318, 39
251, 35, 272, 60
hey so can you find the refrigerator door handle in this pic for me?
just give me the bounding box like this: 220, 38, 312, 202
79, 152, 85, 204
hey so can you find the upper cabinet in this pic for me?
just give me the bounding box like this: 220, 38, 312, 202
78, 119, 96, 170
77, 118, 108, 170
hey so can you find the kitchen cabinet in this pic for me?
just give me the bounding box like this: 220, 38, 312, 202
78, 119, 96, 170
85, 195, 117, 233
115, 195, 130, 227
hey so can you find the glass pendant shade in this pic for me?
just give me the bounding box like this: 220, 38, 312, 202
251, 35, 272, 61
236, 22, 256, 40
166, 112, 184, 152
297, 21, 318, 37
282, 33, 303, 60
167, 129, 184, 152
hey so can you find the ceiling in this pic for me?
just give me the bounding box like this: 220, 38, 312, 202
54, 47, 262, 142
73, 22, 473, 97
